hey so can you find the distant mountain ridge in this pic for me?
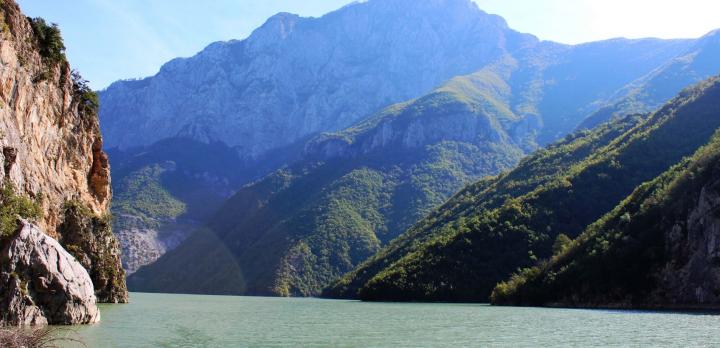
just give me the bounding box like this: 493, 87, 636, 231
100, 0, 536, 157
578, 29, 720, 130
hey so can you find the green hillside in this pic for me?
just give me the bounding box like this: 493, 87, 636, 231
326, 76, 720, 301
127, 75, 527, 296
492, 127, 720, 308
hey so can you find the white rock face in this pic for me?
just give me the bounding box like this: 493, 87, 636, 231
0, 220, 99, 325
99, 0, 536, 158
115, 214, 198, 275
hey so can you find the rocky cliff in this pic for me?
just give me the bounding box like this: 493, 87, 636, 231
0, 0, 127, 307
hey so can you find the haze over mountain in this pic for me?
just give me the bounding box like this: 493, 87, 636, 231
100, 0, 720, 295
579, 29, 720, 130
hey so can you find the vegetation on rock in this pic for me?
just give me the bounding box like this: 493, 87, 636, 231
26, 17, 65, 66
59, 200, 128, 303
0, 182, 41, 239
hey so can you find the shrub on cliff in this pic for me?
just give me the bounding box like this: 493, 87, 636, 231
0, 182, 41, 239
27, 17, 65, 66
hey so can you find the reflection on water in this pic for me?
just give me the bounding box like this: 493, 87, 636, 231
59, 292, 720, 347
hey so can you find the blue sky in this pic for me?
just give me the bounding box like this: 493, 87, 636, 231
16, 0, 720, 90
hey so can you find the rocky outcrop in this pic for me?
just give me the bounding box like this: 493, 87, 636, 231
655, 174, 720, 305
0, 220, 100, 325
58, 203, 127, 303
305, 106, 511, 161
114, 214, 197, 275
0, 0, 127, 306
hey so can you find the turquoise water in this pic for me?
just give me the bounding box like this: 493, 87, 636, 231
57, 292, 720, 347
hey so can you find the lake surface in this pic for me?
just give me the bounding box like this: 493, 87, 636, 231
57, 292, 720, 347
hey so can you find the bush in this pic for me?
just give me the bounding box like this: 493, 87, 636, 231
552, 233, 572, 254
71, 70, 99, 114
27, 17, 66, 66
0, 326, 84, 348
0, 182, 42, 238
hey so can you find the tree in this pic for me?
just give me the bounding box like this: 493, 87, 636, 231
552, 233, 572, 255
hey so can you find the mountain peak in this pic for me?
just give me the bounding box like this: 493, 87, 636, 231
342, 0, 498, 24
251, 12, 301, 42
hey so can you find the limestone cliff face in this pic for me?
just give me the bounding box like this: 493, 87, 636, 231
0, 0, 127, 303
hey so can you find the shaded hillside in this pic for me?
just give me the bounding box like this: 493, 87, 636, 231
492, 127, 720, 309
127, 74, 528, 296
108, 136, 309, 274
326, 76, 720, 301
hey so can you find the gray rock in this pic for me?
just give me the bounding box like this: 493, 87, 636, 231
0, 220, 100, 326
115, 214, 198, 275
656, 176, 720, 305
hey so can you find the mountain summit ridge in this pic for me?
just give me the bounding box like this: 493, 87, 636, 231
99, 0, 536, 156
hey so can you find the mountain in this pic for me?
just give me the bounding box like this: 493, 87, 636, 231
110, 0, 709, 285
99, 0, 536, 156
492, 87, 720, 308
127, 69, 528, 296
0, 0, 126, 324
325, 76, 720, 301
102, 0, 538, 274
127, 36, 702, 296
578, 29, 720, 130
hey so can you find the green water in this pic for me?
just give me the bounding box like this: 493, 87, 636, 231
58, 292, 720, 347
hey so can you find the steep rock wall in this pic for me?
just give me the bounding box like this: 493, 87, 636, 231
0, 0, 127, 303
